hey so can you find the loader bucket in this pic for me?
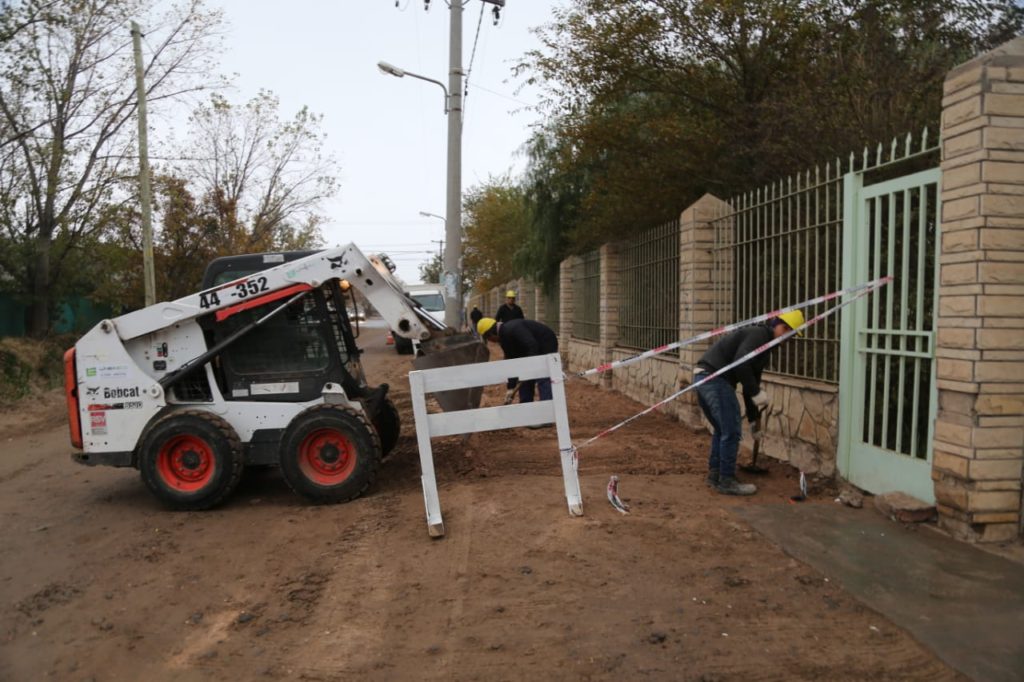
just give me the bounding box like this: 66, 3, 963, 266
413, 333, 490, 412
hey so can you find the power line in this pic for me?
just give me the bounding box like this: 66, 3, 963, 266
464, 2, 486, 104
463, 82, 533, 108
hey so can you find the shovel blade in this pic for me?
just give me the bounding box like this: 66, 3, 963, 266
413, 333, 490, 412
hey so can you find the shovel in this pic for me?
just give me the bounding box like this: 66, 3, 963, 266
740, 411, 770, 474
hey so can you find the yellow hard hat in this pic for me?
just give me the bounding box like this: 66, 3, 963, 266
477, 317, 497, 337
506, 290, 516, 298
778, 310, 805, 336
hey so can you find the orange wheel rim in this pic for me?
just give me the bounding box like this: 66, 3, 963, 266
298, 428, 356, 485
157, 434, 215, 492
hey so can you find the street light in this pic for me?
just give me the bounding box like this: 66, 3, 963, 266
378, 52, 464, 329
376, 61, 404, 78
418, 211, 445, 222
377, 61, 449, 114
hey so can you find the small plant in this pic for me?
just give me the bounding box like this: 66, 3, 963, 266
0, 349, 32, 404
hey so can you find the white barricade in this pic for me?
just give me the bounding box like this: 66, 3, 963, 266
408, 352, 582, 537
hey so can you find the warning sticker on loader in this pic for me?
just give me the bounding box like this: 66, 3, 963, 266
90, 412, 107, 435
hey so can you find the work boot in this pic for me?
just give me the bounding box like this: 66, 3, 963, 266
716, 475, 757, 496
705, 471, 719, 488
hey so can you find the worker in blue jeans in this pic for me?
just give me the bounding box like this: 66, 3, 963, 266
477, 316, 557, 406
694, 311, 804, 495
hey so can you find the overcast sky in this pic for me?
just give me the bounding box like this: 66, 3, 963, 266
193, 0, 559, 283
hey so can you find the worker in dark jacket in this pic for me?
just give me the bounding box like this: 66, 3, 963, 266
477, 317, 557, 403
695, 310, 804, 496
494, 290, 525, 324
469, 306, 484, 335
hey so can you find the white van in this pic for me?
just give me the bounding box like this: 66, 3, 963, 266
395, 283, 445, 354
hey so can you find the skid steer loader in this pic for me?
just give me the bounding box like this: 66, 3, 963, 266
63, 244, 487, 510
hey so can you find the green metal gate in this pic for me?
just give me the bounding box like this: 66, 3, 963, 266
838, 167, 940, 503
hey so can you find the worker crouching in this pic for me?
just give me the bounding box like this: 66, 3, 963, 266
477, 317, 558, 405
694, 311, 804, 496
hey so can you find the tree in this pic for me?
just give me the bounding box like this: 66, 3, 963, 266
512, 0, 1023, 277
461, 176, 532, 291
418, 252, 443, 285
0, 0, 223, 335
515, 125, 589, 286
181, 90, 337, 254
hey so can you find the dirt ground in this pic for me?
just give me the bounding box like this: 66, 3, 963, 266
0, 325, 965, 681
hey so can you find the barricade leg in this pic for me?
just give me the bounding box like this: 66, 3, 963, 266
549, 355, 583, 516
409, 372, 445, 537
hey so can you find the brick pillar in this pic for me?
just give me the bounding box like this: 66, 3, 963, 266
678, 194, 733, 428
534, 283, 548, 324
598, 243, 621, 388
519, 279, 535, 319
932, 36, 1024, 543
558, 257, 576, 356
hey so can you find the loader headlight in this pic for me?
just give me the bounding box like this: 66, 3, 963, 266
339, 279, 351, 292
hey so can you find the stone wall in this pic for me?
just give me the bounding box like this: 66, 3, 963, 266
931, 37, 1024, 543
566, 340, 605, 387
609, 353, 682, 420
556, 192, 841, 478
760, 376, 840, 478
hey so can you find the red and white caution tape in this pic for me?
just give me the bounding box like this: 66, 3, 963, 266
607, 475, 630, 514
573, 276, 892, 451
574, 276, 891, 379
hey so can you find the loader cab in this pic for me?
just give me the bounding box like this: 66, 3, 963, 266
198, 251, 368, 405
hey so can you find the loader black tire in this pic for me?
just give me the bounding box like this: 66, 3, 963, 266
372, 397, 401, 458
138, 410, 244, 511
279, 405, 382, 504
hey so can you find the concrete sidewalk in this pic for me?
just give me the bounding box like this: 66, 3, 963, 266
735, 503, 1024, 682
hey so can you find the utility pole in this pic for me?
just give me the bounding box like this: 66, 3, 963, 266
131, 22, 156, 306
385, 1, 505, 329
431, 239, 445, 260
442, 2, 463, 329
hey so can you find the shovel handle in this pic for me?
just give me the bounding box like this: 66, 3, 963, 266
750, 412, 763, 466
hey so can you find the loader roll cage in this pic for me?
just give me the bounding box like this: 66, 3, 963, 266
158, 251, 373, 408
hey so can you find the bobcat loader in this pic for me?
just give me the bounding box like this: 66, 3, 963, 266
63, 244, 487, 510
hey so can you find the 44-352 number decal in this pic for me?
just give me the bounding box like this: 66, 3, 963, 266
199, 276, 270, 309
234, 276, 270, 299
199, 290, 221, 309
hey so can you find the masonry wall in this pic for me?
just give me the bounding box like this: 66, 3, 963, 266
467, 277, 548, 329
561, 193, 841, 477
932, 37, 1024, 543
609, 353, 682, 421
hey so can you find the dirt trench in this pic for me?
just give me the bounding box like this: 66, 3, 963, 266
0, 324, 963, 681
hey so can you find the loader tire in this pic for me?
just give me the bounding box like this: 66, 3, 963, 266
372, 397, 401, 458
138, 410, 244, 511
279, 405, 381, 504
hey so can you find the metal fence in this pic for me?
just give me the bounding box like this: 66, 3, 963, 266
710, 128, 939, 384
572, 250, 601, 341
711, 165, 845, 382
617, 220, 679, 350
